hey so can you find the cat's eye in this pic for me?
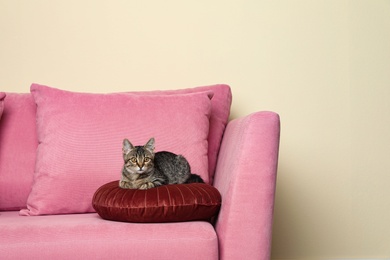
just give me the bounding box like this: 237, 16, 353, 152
144, 157, 151, 163
130, 157, 137, 163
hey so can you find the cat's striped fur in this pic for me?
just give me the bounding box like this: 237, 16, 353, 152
119, 138, 204, 189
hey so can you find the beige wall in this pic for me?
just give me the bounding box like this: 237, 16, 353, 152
1, 1, 389, 259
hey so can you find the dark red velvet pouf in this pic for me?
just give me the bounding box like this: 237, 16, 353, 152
92, 181, 221, 223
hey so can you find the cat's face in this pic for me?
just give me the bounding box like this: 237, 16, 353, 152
123, 138, 155, 174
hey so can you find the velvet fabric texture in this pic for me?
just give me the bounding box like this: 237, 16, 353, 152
20, 84, 212, 216
0, 211, 218, 260
0, 84, 231, 211
93, 182, 221, 223
0, 93, 38, 211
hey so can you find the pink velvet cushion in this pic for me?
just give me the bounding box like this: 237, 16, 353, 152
0, 93, 38, 211
20, 84, 212, 216
93, 181, 221, 223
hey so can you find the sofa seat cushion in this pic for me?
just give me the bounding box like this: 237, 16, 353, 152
0, 211, 218, 260
93, 181, 221, 223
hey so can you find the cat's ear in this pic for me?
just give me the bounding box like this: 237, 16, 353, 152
123, 139, 134, 155
144, 138, 155, 152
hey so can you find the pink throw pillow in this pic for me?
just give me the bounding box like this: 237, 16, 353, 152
20, 84, 212, 216
0, 93, 38, 211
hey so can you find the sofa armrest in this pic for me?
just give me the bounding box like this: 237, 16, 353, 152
213, 111, 280, 260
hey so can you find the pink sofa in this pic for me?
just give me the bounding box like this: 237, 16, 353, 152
0, 84, 280, 260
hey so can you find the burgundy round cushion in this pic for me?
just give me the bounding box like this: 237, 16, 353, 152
92, 181, 222, 223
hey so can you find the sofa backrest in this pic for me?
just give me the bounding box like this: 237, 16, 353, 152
0, 92, 5, 119
0, 85, 231, 211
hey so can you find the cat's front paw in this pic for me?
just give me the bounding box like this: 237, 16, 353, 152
119, 180, 132, 189
139, 182, 155, 190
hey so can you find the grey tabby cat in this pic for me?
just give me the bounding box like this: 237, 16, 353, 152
119, 138, 204, 189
